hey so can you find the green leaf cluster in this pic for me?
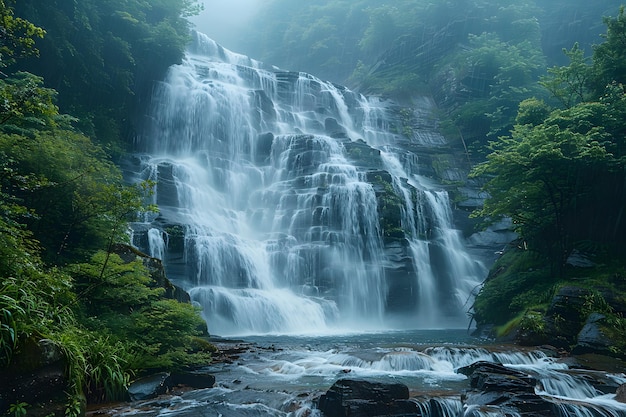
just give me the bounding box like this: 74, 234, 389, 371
0, 0, 45, 68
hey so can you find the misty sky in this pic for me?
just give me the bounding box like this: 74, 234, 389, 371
189, 0, 261, 51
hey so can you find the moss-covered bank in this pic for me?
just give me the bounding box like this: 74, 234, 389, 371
472, 245, 626, 358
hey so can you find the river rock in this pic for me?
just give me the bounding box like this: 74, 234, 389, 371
317, 378, 418, 417
616, 384, 626, 403
458, 360, 537, 389
127, 370, 216, 402
324, 117, 346, 137
459, 361, 558, 417
127, 372, 171, 401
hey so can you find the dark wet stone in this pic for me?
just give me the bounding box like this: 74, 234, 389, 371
128, 372, 171, 401
318, 378, 413, 417
573, 313, 613, 355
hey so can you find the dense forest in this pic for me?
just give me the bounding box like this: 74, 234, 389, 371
0, 1, 213, 416
1, 0, 626, 415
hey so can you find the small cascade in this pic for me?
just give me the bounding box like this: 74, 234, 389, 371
255, 343, 626, 417
424, 346, 556, 370
461, 404, 521, 417
414, 397, 464, 417
147, 228, 167, 260
131, 32, 487, 335
532, 369, 626, 417
377, 148, 485, 326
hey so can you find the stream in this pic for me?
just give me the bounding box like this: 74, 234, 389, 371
90, 330, 626, 417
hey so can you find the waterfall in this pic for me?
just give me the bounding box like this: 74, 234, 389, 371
131, 32, 486, 336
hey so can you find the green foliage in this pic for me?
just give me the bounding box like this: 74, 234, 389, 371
56, 328, 132, 403
358, 5, 401, 57
447, 30, 545, 144
471, 102, 617, 269
472, 8, 626, 327
0, 270, 75, 366
540, 44, 593, 108
472, 249, 556, 325
70, 251, 211, 375
0, 0, 45, 67
8, 401, 28, 417
580, 290, 626, 356
0, 71, 58, 131
515, 98, 550, 126
0, 127, 156, 263
591, 6, 626, 96
71, 251, 164, 315
11, 0, 201, 147
0, 4, 211, 412
471, 9, 626, 273
518, 310, 546, 334
249, 1, 369, 82
125, 299, 210, 371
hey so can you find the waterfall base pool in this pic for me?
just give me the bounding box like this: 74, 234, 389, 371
92, 329, 626, 417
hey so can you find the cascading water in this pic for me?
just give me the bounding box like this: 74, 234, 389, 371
131, 32, 486, 336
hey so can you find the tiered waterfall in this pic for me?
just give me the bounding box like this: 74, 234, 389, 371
130, 32, 486, 336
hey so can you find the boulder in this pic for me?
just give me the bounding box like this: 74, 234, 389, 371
324, 117, 346, 137
127, 372, 171, 401
573, 313, 612, 355
459, 361, 558, 417
317, 378, 417, 417
544, 286, 593, 348
458, 361, 537, 392
127, 370, 216, 401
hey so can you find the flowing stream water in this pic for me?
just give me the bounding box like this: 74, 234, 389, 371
122, 34, 626, 416
102, 331, 626, 417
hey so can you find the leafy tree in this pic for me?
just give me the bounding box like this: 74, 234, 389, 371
71, 252, 164, 316
0, 0, 44, 68
70, 251, 211, 373
358, 5, 401, 58
0, 128, 147, 263
449, 30, 545, 148
472, 101, 616, 273
0, 3, 211, 412
472, 7, 626, 274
